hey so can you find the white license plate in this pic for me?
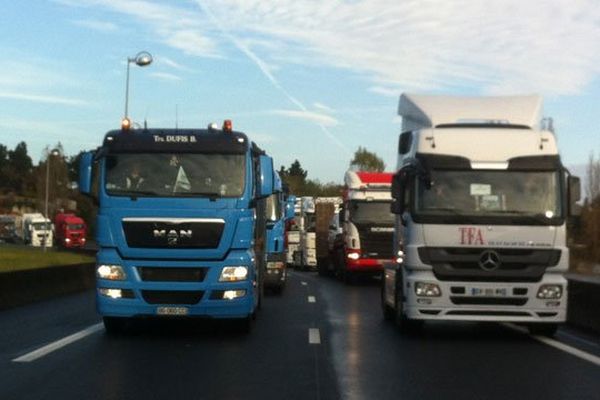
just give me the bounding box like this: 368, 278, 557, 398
470, 288, 508, 297
156, 306, 189, 316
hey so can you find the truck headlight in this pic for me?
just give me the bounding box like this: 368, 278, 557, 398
219, 266, 248, 282
97, 264, 126, 281
347, 252, 360, 260
415, 282, 441, 297
537, 284, 563, 299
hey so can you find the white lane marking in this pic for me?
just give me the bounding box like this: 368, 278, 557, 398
503, 323, 600, 367
558, 331, 600, 349
308, 296, 316, 303
308, 328, 321, 344
301, 281, 307, 286
13, 323, 104, 363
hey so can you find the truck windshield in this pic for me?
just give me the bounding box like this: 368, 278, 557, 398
349, 201, 394, 224
67, 224, 84, 230
32, 223, 49, 230
105, 153, 245, 198
416, 170, 563, 224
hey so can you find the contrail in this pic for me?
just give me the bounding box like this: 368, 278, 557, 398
197, 2, 350, 155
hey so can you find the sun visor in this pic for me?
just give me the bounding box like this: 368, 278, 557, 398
103, 129, 248, 154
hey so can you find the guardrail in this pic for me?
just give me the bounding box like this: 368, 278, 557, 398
0, 263, 95, 310
566, 273, 600, 334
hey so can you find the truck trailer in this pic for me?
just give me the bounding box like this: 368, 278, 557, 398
382, 94, 580, 336
79, 121, 275, 333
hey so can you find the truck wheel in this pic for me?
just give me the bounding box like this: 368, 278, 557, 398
394, 282, 422, 333
103, 317, 128, 335
528, 323, 558, 337
235, 315, 253, 333
381, 279, 394, 321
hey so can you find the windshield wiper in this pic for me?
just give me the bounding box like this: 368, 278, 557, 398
424, 207, 463, 215
111, 190, 159, 198
175, 191, 221, 200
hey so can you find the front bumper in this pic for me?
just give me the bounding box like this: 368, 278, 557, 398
403, 270, 567, 323
95, 249, 256, 319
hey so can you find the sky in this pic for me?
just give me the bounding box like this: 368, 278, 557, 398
0, 0, 599, 183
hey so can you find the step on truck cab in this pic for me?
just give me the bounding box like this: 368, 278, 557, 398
79, 121, 275, 333
264, 172, 295, 292
382, 94, 581, 336
333, 171, 395, 282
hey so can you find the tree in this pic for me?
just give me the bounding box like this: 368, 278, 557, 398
349, 146, 385, 172
586, 152, 600, 203
3, 142, 34, 194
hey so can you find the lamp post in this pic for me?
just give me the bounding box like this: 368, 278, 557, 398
123, 51, 153, 128
44, 148, 60, 252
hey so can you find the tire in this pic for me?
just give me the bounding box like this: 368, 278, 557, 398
394, 279, 423, 333
235, 316, 253, 333
528, 323, 558, 337
381, 278, 394, 321
103, 316, 128, 335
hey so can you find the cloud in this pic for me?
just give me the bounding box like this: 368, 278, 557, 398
313, 102, 334, 113
158, 56, 194, 72
197, 0, 600, 96
149, 72, 182, 81
270, 109, 339, 127
72, 19, 118, 32
58, 0, 220, 57
369, 86, 400, 98
0, 91, 88, 107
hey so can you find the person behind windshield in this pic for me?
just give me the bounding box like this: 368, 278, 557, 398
125, 162, 145, 190
423, 180, 450, 209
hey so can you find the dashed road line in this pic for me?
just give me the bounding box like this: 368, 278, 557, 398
308, 296, 316, 303
503, 323, 600, 367
308, 328, 321, 344
301, 281, 307, 286
13, 323, 104, 363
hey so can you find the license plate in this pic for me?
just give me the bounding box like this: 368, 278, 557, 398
156, 306, 189, 316
470, 288, 508, 297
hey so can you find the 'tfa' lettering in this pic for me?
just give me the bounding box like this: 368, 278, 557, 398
459, 227, 485, 245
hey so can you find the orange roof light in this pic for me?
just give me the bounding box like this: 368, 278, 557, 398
222, 119, 233, 132
121, 117, 131, 131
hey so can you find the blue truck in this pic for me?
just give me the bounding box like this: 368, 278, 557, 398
264, 175, 295, 293
78, 121, 275, 333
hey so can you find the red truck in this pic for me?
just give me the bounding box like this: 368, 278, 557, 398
54, 213, 87, 248
331, 171, 395, 283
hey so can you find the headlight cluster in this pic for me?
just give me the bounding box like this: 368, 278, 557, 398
219, 266, 248, 282
537, 284, 563, 299
415, 282, 441, 297
97, 264, 126, 280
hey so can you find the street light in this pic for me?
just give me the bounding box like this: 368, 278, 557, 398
123, 51, 153, 129
44, 148, 60, 253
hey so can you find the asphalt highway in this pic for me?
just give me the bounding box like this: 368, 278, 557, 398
1, 270, 599, 400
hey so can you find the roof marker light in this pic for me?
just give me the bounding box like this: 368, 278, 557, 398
223, 119, 232, 132
121, 117, 131, 131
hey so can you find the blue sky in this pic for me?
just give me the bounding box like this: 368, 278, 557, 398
0, 0, 599, 183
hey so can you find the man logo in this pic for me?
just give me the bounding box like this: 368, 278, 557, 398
153, 229, 192, 246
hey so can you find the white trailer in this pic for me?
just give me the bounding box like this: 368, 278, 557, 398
382, 94, 580, 336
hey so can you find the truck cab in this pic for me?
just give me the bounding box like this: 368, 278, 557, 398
79, 122, 275, 333
333, 171, 395, 282
382, 94, 581, 336
21, 213, 53, 247
54, 213, 87, 248
264, 172, 293, 292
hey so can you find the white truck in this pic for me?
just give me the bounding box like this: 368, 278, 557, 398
292, 196, 317, 270
20, 213, 53, 247
382, 94, 580, 336
286, 197, 302, 266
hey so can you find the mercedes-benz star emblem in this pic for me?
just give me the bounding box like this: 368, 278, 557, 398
478, 250, 501, 271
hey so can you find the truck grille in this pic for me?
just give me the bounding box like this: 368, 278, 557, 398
122, 219, 224, 249
141, 290, 204, 305
450, 297, 528, 306
356, 225, 394, 258
419, 247, 561, 282
138, 267, 208, 282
